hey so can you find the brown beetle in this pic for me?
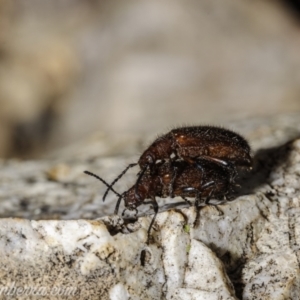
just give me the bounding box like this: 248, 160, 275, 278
139, 126, 251, 168
103, 126, 251, 201
85, 157, 234, 243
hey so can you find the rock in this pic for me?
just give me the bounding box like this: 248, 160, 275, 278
1, 114, 300, 299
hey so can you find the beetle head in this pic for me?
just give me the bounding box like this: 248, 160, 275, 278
138, 151, 155, 169
123, 188, 143, 211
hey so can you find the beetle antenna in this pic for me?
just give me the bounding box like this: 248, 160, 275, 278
102, 163, 137, 202
84, 171, 122, 197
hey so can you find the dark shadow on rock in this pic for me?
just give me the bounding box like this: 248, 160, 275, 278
234, 139, 297, 198
226, 138, 299, 298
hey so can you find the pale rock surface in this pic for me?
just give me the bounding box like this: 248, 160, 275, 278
0, 114, 300, 299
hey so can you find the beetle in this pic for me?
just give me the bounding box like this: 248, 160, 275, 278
85, 157, 235, 243
103, 126, 251, 201
139, 126, 251, 168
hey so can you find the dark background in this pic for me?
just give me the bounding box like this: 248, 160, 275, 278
0, 0, 300, 158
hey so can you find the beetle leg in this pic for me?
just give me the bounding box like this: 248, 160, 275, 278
204, 184, 215, 205
196, 180, 215, 205
146, 197, 159, 244
180, 186, 202, 225
198, 156, 237, 184
182, 187, 197, 198
204, 185, 223, 215
194, 189, 202, 227
114, 194, 123, 215
181, 196, 192, 206
169, 166, 178, 198
200, 155, 229, 167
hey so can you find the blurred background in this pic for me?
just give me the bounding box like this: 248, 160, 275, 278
0, 0, 300, 158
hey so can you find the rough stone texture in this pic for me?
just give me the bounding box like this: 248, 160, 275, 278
1, 114, 300, 299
